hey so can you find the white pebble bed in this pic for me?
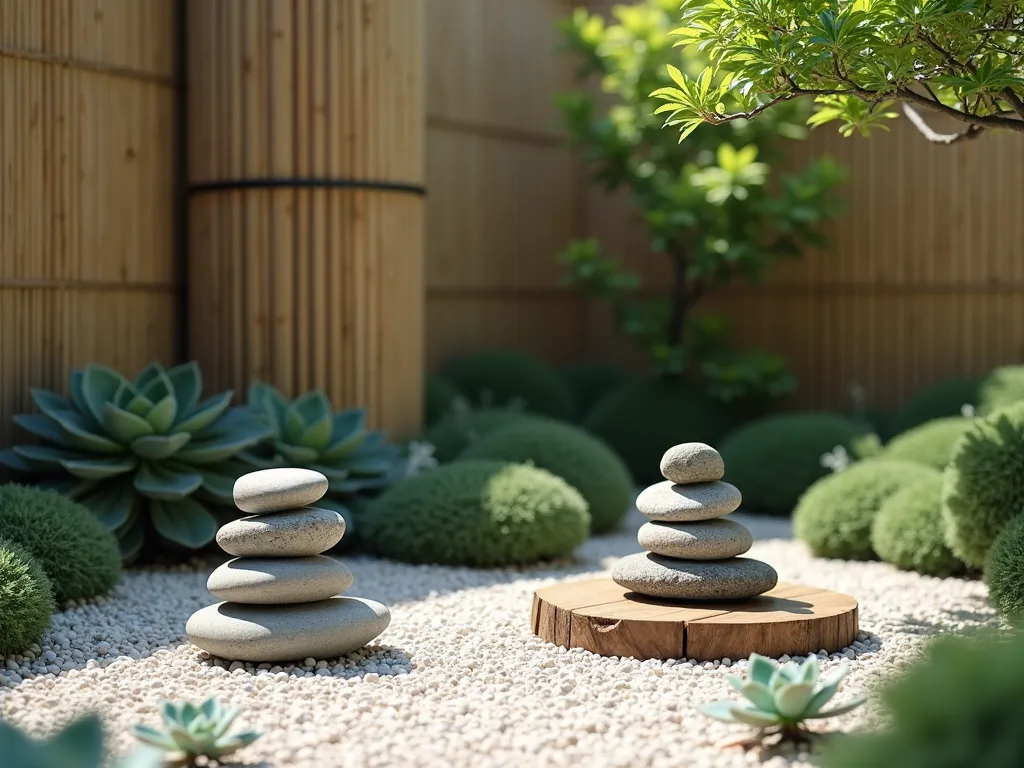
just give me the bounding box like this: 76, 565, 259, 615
0, 508, 997, 767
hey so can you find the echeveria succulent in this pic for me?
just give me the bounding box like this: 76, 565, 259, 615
0, 713, 163, 768
0, 362, 270, 560
241, 382, 401, 546
132, 698, 261, 763
702, 653, 866, 748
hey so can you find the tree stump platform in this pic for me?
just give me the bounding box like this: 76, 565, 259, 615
531, 577, 858, 661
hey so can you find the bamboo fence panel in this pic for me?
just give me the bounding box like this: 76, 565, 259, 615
187, 0, 425, 437
0, 0, 177, 453
425, 0, 587, 369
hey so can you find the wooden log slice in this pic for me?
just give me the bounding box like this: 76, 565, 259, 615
531, 577, 858, 661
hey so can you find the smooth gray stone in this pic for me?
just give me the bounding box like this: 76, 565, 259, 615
217, 507, 346, 558
186, 596, 391, 662
638, 519, 753, 560
635, 480, 741, 522
233, 468, 329, 514
660, 442, 725, 485
611, 552, 777, 600
206, 556, 353, 604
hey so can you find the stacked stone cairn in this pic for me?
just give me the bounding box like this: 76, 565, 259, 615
612, 442, 778, 600
187, 468, 391, 662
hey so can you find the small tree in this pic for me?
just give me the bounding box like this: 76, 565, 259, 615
557, 0, 847, 405
655, 0, 1024, 146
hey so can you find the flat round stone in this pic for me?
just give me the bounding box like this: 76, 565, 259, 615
660, 442, 725, 485
638, 519, 752, 560
186, 596, 391, 662
635, 480, 741, 522
217, 507, 346, 558
611, 553, 777, 600
206, 556, 353, 604
233, 468, 329, 514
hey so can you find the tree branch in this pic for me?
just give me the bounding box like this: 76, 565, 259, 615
896, 87, 1024, 133
1002, 87, 1024, 121
901, 102, 985, 144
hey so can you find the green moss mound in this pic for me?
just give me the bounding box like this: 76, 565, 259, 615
558, 363, 631, 421
882, 417, 974, 470
424, 374, 462, 427
985, 515, 1024, 625
364, 461, 590, 567
942, 402, 1024, 569
793, 460, 939, 560
0, 537, 55, 657
460, 419, 633, 534
895, 376, 983, 432
0, 484, 122, 602
821, 631, 1024, 768
720, 413, 882, 517
871, 475, 965, 577
583, 377, 737, 484
440, 350, 576, 420
422, 408, 542, 463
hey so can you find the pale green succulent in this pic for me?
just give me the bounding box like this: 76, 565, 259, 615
0, 713, 163, 768
702, 654, 866, 743
132, 698, 261, 764
241, 382, 401, 547
0, 362, 271, 560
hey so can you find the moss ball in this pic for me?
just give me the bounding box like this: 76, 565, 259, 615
895, 376, 983, 432
0, 537, 56, 657
364, 461, 590, 567
882, 417, 975, 470
793, 460, 940, 560
942, 402, 1024, 569
460, 419, 633, 534
583, 377, 737, 484
440, 350, 576, 420
422, 408, 541, 463
559, 363, 631, 421
720, 412, 882, 516
985, 515, 1024, 625
0, 484, 122, 602
424, 374, 462, 427
871, 475, 965, 577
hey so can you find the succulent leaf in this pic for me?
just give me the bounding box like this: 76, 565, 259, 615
197, 466, 239, 504
133, 463, 204, 500
167, 362, 203, 417
173, 421, 270, 465
13, 413, 69, 444
30, 387, 75, 419
739, 681, 776, 712
134, 699, 261, 762
131, 433, 192, 461
774, 682, 816, 719
150, 498, 218, 548
78, 482, 138, 530
134, 363, 166, 394
50, 409, 124, 454
146, 395, 178, 433
139, 367, 175, 404
699, 701, 740, 723
13, 444, 91, 469
804, 695, 867, 720
0, 448, 34, 473
131, 725, 178, 751
60, 454, 138, 480
104, 403, 156, 444
277, 442, 321, 465
283, 404, 307, 444
83, 364, 129, 426
799, 656, 820, 685
124, 393, 154, 417
174, 391, 234, 434
729, 706, 782, 728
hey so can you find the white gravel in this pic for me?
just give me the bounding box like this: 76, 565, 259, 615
0, 508, 997, 767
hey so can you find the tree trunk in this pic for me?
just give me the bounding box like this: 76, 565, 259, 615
666, 249, 690, 347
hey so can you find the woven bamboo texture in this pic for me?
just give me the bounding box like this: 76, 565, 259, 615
0, 0, 178, 452
187, 0, 425, 437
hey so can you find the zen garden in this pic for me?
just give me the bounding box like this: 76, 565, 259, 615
1, 1, 1023, 767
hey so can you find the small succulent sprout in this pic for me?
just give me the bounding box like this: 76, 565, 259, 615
701, 653, 866, 749
132, 698, 261, 764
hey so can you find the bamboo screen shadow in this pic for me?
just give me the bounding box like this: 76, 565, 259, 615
186, 0, 426, 437
0, 0, 178, 453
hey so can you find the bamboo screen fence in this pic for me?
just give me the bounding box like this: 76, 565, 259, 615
187, 0, 425, 438
0, 0, 178, 451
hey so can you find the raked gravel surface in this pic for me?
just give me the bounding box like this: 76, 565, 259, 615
0, 506, 998, 768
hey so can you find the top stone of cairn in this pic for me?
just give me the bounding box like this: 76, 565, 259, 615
660, 442, 725, 485
233, 468, 329, 514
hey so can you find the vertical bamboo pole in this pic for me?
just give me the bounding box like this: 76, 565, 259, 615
186, 0, 426, 437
